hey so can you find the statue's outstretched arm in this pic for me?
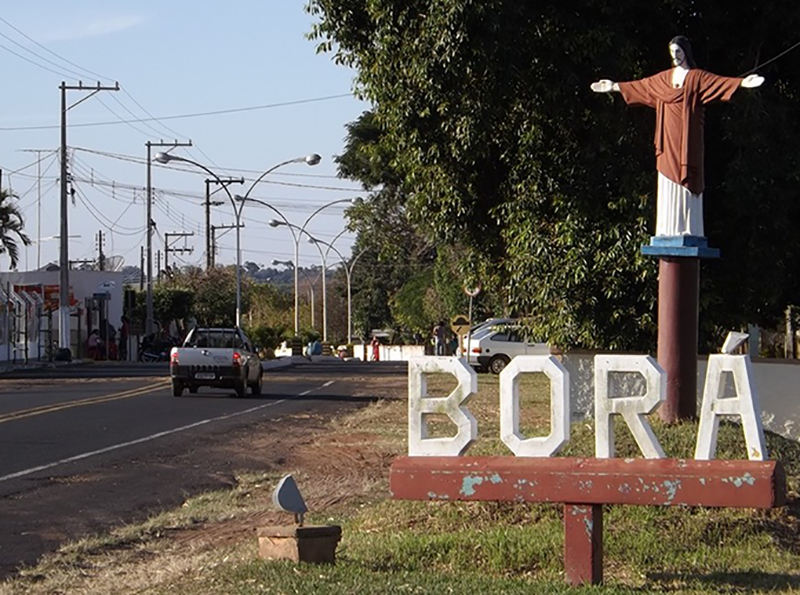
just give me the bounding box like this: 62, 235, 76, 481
591, 79, 621, 93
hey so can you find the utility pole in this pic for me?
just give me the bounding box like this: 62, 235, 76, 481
156, 250, 162, 283
164, 231, 194, 275
59, 81, 119, 357
205, 177, 242, 269
210, 223, 238, 268
139, 246, 145, 290
146, 140, 192, 336
96, 230, 105, 271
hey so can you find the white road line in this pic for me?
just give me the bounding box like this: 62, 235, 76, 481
0, 397, 287, 483
1, 380, 339, 484
1, 393, 308, 483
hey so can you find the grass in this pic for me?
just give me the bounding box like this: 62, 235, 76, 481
2, 369, 799, 594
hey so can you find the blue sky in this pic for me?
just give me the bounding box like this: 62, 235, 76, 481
0, 2, 368, 273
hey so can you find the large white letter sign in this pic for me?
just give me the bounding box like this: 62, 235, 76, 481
594, 355, 666, 459
500, 355, 570, 456
408, 356, 477, 456
695, 354, 767, 461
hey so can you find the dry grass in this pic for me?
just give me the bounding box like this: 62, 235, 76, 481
0, 370, 524, 594
5, 367, 797, 594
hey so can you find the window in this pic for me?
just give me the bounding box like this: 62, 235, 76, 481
187, 330, 243, 349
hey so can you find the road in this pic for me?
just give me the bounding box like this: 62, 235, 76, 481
0, 360, 406, 578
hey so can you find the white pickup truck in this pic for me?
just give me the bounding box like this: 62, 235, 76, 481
169, 327, 263, 397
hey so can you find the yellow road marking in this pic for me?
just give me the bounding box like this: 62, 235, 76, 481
0, 380, 170, 424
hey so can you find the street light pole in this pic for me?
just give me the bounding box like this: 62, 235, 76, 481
266, 198, 353, 336
233, 153, 321, 336
272, 259, 317, 330
305, 227, 348, 343
236, 195, 349, 339
307, 238, 367, 346
157, 152, 322, 329
146, 140, 192, 336
153, 152, 241, 325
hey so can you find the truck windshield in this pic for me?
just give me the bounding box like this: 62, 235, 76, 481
186, 330, 242, 349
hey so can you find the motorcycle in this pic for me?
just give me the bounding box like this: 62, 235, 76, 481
138, 335, 172, 362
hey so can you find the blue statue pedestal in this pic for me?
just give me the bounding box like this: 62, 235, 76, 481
641, 235, 719, 422
641, 235, 720, 259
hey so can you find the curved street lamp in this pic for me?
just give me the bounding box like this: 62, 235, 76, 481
271, 259, 317, 329
307, 236, 367, 346
268, 224, 346, 342
155, 151, 320, 328
306, 227, 348, 343
238, 195, 353, 335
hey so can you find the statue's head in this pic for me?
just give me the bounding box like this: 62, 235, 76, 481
668, 35, 697, 69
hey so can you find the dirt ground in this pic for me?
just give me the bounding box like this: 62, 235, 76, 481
0, 370, 409, 581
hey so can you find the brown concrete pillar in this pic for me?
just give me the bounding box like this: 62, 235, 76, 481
657, 257, 699, 422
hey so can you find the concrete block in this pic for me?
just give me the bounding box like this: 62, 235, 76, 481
256, 525, 342, 564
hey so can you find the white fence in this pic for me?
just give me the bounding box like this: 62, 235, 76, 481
562, 353, 800, 442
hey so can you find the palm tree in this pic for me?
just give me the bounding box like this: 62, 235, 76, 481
0, 189, 31, 269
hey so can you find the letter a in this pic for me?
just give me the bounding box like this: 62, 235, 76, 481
695, 354, 767, 460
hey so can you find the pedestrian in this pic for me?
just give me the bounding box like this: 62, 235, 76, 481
87, 329, 104, 360
371, 336, 380, 361
433, 321, 446, 356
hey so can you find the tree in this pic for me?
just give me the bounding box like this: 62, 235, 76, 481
179, 266, 250, 328
308, 0, 800, 352
0, 189, 31, 269
336, 111, 483, 340
152, 286, 194, 336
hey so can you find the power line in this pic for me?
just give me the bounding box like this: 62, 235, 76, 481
740, 38, 800, 76
0, 16, 226, 170
0, 15, 112, 82
72, 146, 345, 179
0, 93, 355, 131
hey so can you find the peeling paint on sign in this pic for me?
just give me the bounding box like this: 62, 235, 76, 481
722, 473, 756, 488
662, 479, 681, 502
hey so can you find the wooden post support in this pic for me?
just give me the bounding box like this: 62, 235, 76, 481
641, 236, 720, 423
390, 456, 785, 585
564, 504, 603, 586
657, 257, 699, 422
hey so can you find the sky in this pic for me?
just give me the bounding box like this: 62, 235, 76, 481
0, 2, 368, 275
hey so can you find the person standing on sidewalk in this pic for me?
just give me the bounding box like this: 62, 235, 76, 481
433, 321, 447, 356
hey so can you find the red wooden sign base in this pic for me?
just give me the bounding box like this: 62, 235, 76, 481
390, 457, 786, 586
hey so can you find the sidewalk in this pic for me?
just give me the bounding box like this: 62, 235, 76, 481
0, 358, 91, 375
0, 354, 345, 375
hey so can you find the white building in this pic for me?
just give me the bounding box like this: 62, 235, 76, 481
0, 268, 126, 362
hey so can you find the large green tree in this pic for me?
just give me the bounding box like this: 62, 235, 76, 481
308, 0, 800, 351
338, 111, 483, 340
0, 189, 31, 269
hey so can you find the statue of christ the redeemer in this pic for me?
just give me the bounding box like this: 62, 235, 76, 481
592, 36, 764, 237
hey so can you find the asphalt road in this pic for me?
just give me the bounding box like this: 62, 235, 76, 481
0, 359, 407, 578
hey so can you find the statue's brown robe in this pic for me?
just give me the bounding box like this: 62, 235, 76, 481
618, 69, 741, 195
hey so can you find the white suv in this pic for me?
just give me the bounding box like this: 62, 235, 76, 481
466, 324, 549, 374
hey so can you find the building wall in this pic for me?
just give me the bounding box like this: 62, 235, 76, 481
0, 270, 126, 361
